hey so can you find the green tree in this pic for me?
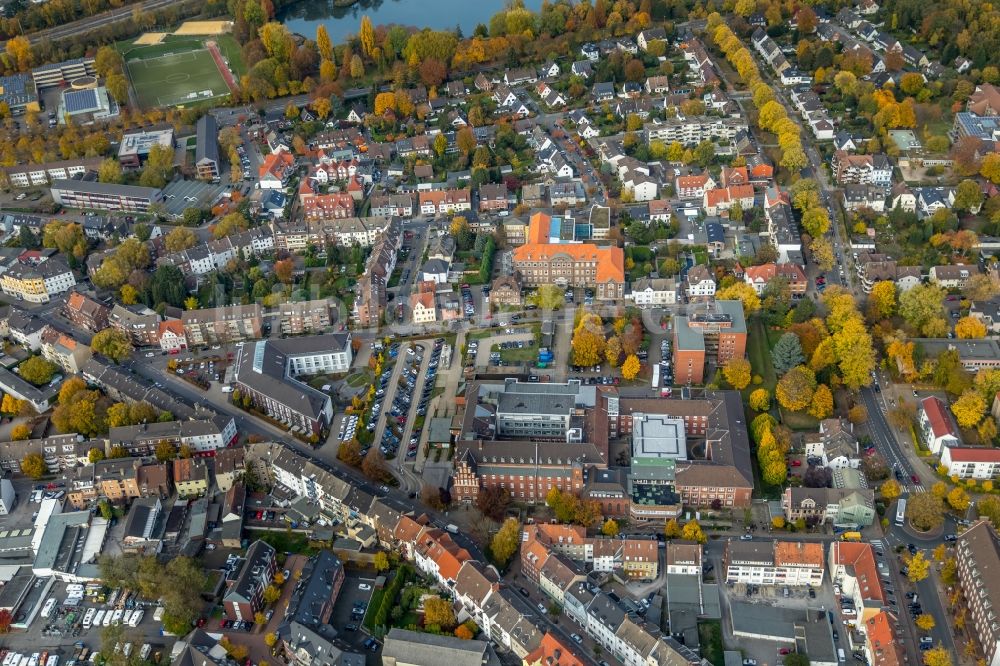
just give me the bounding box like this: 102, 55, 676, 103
954, 179, 984, 212
138, 143, 175, 189
771, 332, 805, 374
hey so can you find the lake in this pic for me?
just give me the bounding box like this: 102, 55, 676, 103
278, 0, 546, 43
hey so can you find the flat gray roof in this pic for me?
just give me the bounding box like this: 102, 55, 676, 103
51, 178, 160, 198
633, 414, 687, 460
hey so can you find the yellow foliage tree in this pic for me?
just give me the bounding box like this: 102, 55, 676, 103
776, 366, 817, 412
952, 389, 987, 428
681, 520, 707, 544
808, 384, 834, 419
880, 479, 902, 502
716, 282, 761, 314
749, 388, 770, 412
955, 316, 987, 339
722, 358, 751, 389
947, 486, 971, 512
621, 354, 641, 381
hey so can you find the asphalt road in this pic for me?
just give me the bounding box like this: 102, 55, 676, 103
3, 0, 182, 46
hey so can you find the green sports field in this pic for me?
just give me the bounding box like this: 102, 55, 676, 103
123, 38, 231, 109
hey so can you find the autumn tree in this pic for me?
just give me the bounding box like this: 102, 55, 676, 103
18, 356, 57, 385
21, 452, 46, 479
664, 518, 681, 539
681, 519, 707, 544
92, 328, 133, 363
952, 389, 987, 428
899, 284, 946, 335
749, 389, 770, 412
907, 551, 931, 583
490, 517, 521, 567
947, 486, 971, 512
164, 227, 198, 252
10, 423, 30, 441
571, 313, 606, 367
373, 551, 389, 572
776, 365, 817, 411
867, 281, 897, 320
601, 518, 619, 537
359, 16, 376, 59
722, 358, 751, 389
213, 212, 249, 239
955, 316, 987, 339
475, 485, 511, 522
809, 384, 834, 420
922, 646, 951, 666
621, 354, 641, 381
716, 282, 761, 314
361, 448, 392, 483
423, 595, 456, 629
98, 158, 124, 184
880, 479, 902, 502
907, 492, 945, 531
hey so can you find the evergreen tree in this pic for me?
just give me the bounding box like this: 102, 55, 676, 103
772, 332, 805, 374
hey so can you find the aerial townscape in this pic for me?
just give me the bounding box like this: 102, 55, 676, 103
1, 0, 1000, 666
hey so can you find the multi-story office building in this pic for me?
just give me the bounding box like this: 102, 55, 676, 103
673, 300, 748, 385
233, 334, 352, 436
495, 380, 581, 439
50, 178, 161, 212
117, 128, 175, 169
512, 212, 624, 300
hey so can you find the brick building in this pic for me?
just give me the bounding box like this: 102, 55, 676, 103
673, 300, 747, 385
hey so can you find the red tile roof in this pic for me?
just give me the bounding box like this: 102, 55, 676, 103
524, 632, 586, 666
946, 446, 1000, 462
831, 542, 884, 604
920, 396, 957, 438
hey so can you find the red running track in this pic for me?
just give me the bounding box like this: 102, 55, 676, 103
206, 40, 239, 95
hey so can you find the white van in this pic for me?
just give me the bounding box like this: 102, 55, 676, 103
102, 610, 114, 627
82, 608, 96, 628
40, 598, 56, 618
92, 610, 105, 627
838, 649, 846, 662
128, 610, 144, 627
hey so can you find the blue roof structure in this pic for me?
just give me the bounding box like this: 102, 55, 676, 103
64, 89, 99, 114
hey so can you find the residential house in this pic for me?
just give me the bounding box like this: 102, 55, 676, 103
744, 263, 807, 298
929, 264, 980, 289
724, 540, 825, 586
223, 540, 277, 620
685, 265, 716, 301
630, 278, 677, 307
173, 457, 209, 497
62, 292, 110, 333
918, 396, 960, 454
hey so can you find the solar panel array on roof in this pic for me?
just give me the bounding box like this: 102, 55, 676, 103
64, 89, 99, 114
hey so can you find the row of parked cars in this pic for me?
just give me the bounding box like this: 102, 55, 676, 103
461, 284, 475, 318
339, 414, 359, 442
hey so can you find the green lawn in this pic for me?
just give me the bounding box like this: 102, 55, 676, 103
125, 42, 230, 108
362, 587, 387, 631
780, 408, 820, 431
698, 620, 725, 666
747, 317, 777, 392
245, 529, 318, 556
213, 33, 247, 78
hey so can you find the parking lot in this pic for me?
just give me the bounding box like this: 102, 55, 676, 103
331, 571, 378, 653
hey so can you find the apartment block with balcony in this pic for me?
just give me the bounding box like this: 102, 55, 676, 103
724, 539, 825, 587
224, 539, 278, 620
956, 521, 1000, 666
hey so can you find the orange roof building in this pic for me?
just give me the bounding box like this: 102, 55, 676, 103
414, 528, 472, 585
512, 212, 624, 300
302, 192, 355, 220
829, 541, 885, 622
524, 632, 587, 666
865, 611, 904, 666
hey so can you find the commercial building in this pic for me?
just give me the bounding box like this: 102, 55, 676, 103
182, 304, 263, 346
117, 128, 175, 169
32, 57, 96, 89
724, 540, 825, 587
673, 300, 748, 385
195, 115, 220, 180
224, 539, 277, 621
913, 338, 1000, 371
512, 212, 625, 300
232, 334, 352, 437
0, 74, 39, 115
0, 257, 76, 303
50, 177, 161, 212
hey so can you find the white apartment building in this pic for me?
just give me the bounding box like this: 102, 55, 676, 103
725, 539, 825, 587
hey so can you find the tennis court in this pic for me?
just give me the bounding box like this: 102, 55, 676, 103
125, 41, 231, 108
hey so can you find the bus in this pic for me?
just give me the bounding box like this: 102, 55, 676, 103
895, 496, 908, 526
652, 365, 660, 390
